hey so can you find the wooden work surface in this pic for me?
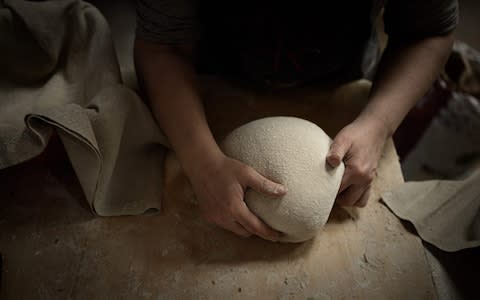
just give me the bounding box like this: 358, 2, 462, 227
0, 79, 436, 299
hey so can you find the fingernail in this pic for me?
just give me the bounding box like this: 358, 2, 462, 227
275, 185, 287, 194
327, 156, 340, 167
269, 236, 279, 242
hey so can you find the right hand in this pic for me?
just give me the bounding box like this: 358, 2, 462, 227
187, 153, 288, 241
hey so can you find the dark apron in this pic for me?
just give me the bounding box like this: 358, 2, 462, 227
195, 1, 378, 89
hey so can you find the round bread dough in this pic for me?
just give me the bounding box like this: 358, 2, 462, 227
221, 117, 345, 242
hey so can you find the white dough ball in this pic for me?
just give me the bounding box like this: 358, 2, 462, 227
221, 117, 345, 242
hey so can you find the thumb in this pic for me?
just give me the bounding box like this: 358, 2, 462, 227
244, 167, 287, 198
327, 133, 352, 168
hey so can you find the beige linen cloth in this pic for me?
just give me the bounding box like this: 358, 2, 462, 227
0, 0, 167, 215
382, 168, 480, 252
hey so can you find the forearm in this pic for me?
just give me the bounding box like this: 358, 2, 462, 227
357, 32, 455, 136
134, 39, 222, 174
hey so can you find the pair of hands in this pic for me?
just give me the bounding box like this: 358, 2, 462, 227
188, 118, 389, 240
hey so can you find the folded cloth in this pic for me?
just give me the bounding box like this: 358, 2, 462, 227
382, 168, 480, 252
0, 0, 167, 215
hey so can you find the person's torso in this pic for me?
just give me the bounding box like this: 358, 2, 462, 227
196, 1, 379, 88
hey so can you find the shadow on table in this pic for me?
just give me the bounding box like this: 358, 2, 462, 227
0, 134, 94, 227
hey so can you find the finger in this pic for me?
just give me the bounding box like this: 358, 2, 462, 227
347, 162, 376, 184
338, 161, 374, 193
235, 202, 280, 241
244, 167, 287, 197
327, 133, 352, 168
355, 186, 371, 208
222, 221, 252, 238
338, 170, 353, 194
336, 184, 369, 207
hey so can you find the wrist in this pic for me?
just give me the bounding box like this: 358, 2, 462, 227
177, 137, 225, 178
354, 112, 393, 140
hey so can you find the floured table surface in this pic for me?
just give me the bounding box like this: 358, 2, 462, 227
0, 79, 436, 299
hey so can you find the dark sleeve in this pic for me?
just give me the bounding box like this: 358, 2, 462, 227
384, 0, 459, 40
135, 0, 197, 44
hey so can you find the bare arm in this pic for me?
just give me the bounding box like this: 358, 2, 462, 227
360, 33, 455, 137
134, 40, 221, 176
327, 32, 455, 207
134, 39, 286, 240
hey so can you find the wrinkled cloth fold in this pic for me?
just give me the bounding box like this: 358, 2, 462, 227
382, 168, 480, 252
0, 0, 167, 216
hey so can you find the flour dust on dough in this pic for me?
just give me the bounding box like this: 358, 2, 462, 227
221, 117, 345, 242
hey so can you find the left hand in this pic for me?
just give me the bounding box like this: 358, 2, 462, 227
326, 118, 390, 207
